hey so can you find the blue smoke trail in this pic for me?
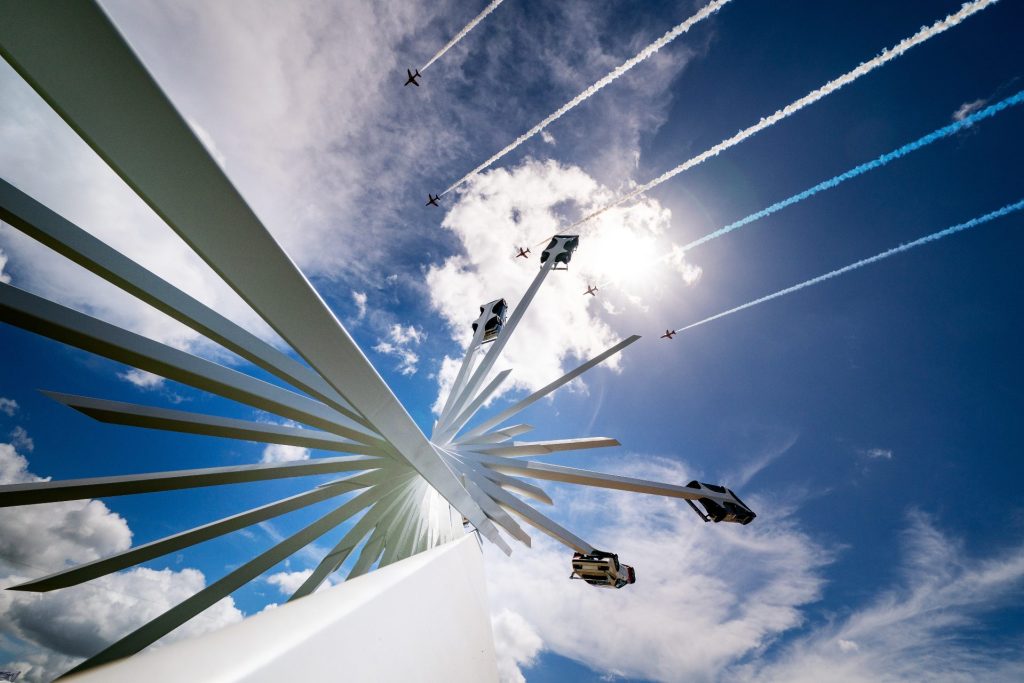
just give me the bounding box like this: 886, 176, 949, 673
676, 199, 1024, 332
682, 91, 1024, 252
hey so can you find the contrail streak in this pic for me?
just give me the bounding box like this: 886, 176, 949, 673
682, 90, 1024, 251
420, 0, 506, 73
573, 0, 999, 228
441, 0, 735, 196
674, 199, 1024, 333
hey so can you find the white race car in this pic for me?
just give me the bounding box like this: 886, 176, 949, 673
570, 550, 636, 589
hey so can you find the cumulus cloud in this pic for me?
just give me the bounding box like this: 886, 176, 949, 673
492, 609, 543, 683
373, 323, 425, 376
734, 511, 1024, 682
266, 569, 313, 595
540, 130, 556, 146
484, 456, 831, 683
0, 397, 17, 417
427, 159, 702, 411
666, 244, 703, 285
0, 436, 243, 682
0, 442, 131, 576
266, 569, 333, 596
0, 0, 695, 400
116, 368, 166, 390
953, 98, 987, 121
261, 443, 311, 463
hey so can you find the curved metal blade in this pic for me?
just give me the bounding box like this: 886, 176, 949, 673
0, 455, 381, 507
60, 480, 403, 676
0, 282, 382, 446
0, 1, 498, 543
0, 177, 370, 429
9, 473, 388, 592
43, 391, 386, 456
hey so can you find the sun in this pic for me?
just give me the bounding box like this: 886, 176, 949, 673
583, 228, 662, 289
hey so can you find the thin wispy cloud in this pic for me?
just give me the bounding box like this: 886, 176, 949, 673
419, 0, 506, 73
953, 98, 987, 121
0, 397, 17, 417
352, 290, 368, 320
373, 323, 426, 376
442, 0, 733, 195
735, 511, 1024, 682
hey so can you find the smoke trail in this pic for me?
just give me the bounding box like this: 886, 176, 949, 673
573, 0, 999, 228
674, 199, 1024, 333
420, 0, 506, 73
682, 90, 1024, 251
441, 0, 734, 196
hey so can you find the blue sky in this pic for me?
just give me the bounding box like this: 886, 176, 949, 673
2, 0, 1023, 681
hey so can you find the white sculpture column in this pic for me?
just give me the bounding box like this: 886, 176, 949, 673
64, 535, 498, 683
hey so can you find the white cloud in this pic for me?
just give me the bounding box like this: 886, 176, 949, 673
540, 130, 556, 146
667, 244, 703, 285
352, 290, 368, 320
484, 457, 831, 683
492, 609, 543, 683
729, 431, 799, 488
266, 569, 313, 595
486, 460, 1024, 683
8, 427, 33, 452
0, 436, 243, 682
0, 0, 696, 411
427, 159, 701, 411
953, 98, 987, 121
0, 443, 130, 576
373, 323, 425, 376
0, 397, 17, 417
116, 368, 165, 390
836, 638, 859, 653
735, 511, 1024, 682
0, 61, 277, 361
0, 247, 11, 283
261, 443, 310, 463
185, 116, 227, 168
265, 569, 333, 596
861, 447, 893, 460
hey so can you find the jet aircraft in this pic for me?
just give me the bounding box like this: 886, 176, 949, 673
426, 193, 441, 207
404, 68, 422, 86
515, 247, 531, 259
584, 285, 598, 296
661, 330, 676, 340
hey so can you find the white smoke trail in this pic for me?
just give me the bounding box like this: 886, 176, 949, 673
420, 0, 506, 73
573, 0, 999, 228
674, 199, 1024, 333
441, 0, 735, 195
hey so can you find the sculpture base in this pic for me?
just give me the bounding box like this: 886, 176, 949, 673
67, 534, 498, 682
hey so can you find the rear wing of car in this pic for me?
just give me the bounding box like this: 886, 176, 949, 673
684, 481, 757, 525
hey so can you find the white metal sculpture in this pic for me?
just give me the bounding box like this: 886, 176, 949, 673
0, 3, 754, 677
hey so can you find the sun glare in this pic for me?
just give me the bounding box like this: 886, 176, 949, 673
585, 229, 662, 288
